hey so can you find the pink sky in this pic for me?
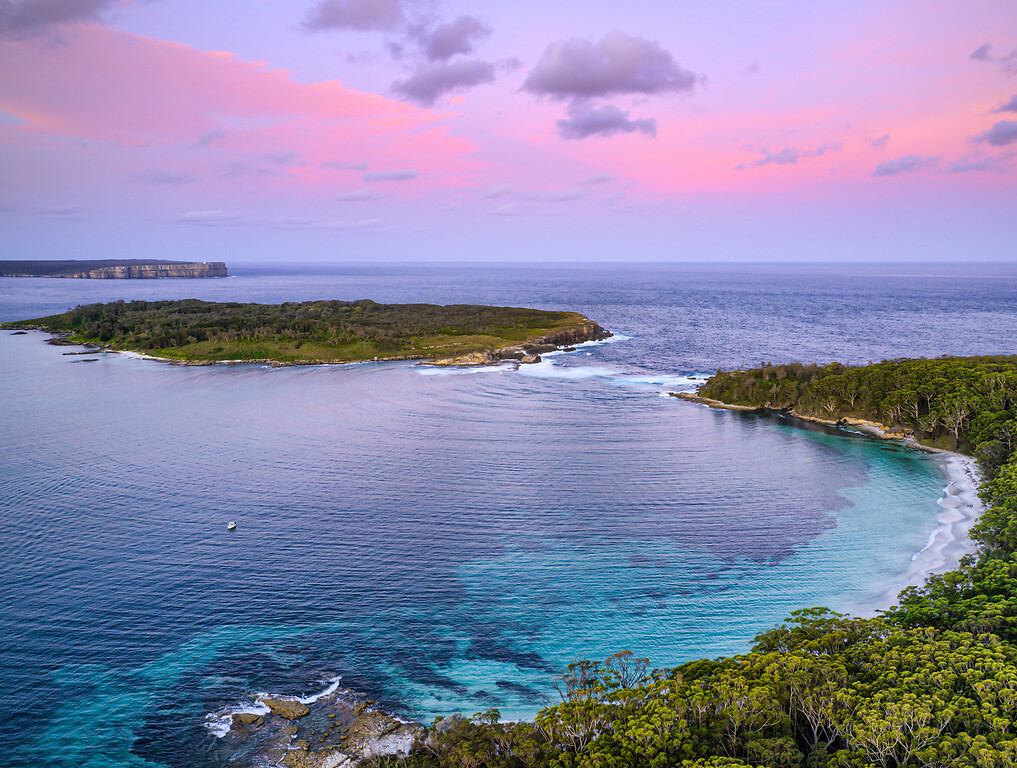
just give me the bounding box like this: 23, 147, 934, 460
0, 0, 1015, 262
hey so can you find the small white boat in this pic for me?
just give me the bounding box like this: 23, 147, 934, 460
227, 521, 237, 531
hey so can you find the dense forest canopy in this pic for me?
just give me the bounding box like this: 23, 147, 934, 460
364, 356, 1017, 768
2, 299, 598, 363
699, 357, 1017, 474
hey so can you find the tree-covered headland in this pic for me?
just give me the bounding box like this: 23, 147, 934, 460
699, 357, 1017, 472
375, 356, 1017, 768
1, 299, 606, 364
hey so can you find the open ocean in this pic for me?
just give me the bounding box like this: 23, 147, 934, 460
2, 261, 1016, 767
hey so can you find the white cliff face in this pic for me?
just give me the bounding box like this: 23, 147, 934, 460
0, 261, 228, 278
60, 263, 228, 279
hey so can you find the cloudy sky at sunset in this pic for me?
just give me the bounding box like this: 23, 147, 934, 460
1, 0, 1015, 262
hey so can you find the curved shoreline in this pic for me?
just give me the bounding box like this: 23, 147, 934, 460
6, 325, 613, 370
2, 299, 612, 370
667, 389, 985, 616
857, 451, 982, 616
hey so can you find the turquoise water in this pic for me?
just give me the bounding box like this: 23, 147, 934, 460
1, 262, 1015, 767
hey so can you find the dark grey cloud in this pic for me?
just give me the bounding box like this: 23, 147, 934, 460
556, 102, 656, 140
322, 160, 369, 170
740, 62, 761, 76
971, 44, 994, 62
976, 120, 1017, 146
738, 143, 840, 169
865, 134, 890, 148
391, 59, 495, 106
948, 151, 1015, 174
195, 129, 227, 148
302, 0, 407, 32
995, 94, 1017, 113
872, 154, 937, 177
303, 3, 498, 106
0, 0, 123, 39
523, 31, 701, 100
363, 169, 418, 181
412, 15, 490, 61
970, 43, 1017, 75
131, 170, 196, 185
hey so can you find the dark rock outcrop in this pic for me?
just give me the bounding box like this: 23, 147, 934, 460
232, 712, 265, 728
218, 685, 423, 768
429, 319, 610, 366
527, 322, 611, 348
261, 697, 311, 720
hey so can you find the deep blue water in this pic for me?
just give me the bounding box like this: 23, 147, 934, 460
2, 262, 1016, 767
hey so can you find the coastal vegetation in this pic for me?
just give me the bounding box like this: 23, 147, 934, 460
1, 299, 605, 364
368, 356, 1017, 768
698, 356, 1017, 473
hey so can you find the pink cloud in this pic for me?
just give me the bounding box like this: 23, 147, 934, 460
0, 25, 480, 189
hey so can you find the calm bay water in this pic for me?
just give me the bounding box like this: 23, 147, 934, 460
2, 262, 1016, 767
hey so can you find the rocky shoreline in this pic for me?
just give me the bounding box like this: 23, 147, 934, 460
18, 320, 612, 369
669, 391, 925, 446
208, 681, 424, 768
427, 322, 612, 366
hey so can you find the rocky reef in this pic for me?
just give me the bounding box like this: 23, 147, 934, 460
0, 259, 227, 279
428, 320, 612, 366
211, 684, 423, 768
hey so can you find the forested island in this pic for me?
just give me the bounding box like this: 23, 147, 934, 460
329, 356, 1017, 768
0, 259, 227, 279
1, 299, 610, 365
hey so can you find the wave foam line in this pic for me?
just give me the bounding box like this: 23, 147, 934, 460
541, 333, 632, 357
517, 359, 708, 390
205, 699, 271, 739
204, 675, 343, 738
416, 364, 507, 377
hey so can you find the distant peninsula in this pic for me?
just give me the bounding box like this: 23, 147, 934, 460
0, 259, 227, 279
2, 298, 610, 365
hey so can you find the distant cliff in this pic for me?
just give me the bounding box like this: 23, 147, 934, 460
0, 260, 227, 279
